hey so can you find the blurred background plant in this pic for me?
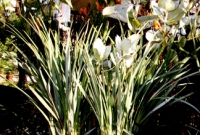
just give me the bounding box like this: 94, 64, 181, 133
0, 37, 18, 74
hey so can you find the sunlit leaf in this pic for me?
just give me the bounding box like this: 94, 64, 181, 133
127, 5, 141, 31
166, 8, 185, 25
158, 0, 176, 11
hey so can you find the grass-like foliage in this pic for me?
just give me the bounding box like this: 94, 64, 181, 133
7, 15, 86, 135
6, 13, 200, 135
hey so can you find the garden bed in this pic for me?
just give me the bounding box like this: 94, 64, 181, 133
0, 82, 200, 135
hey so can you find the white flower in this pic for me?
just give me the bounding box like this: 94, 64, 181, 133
5, 6, 15, 12
93, 38, 111, 61
102, 2, 132, 23
145, 30, 163, 42
120, 34, 139, 55
153, 0, 185, 25
102, 5, 127, 23
113, 34, 140, 67
170, 26, 178, 36
150, 0, 158, 8
102, 60, 112, 68
179, 16, 189, 28
180, 27, 186, 36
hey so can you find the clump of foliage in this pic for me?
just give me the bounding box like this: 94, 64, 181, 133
2, 0, 200, 135
0, 36, 18, 74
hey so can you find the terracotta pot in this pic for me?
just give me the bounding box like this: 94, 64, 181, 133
24, 74, 28, 82
6, 74, 13, 81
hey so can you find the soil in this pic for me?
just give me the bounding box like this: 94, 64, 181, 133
0, 85, 49, 135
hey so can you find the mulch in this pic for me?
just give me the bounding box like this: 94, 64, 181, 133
0, 85, 49, 135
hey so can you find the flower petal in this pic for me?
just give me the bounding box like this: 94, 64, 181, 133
110, 53, 116, 65
128, 34, 140, 51
115, 35, 122, 53
93, 38, 106, 61
145, 30, 162, 42
146, 30, 155, 41
110, 53, 121, 66
5, 6, 16, 12
103, 46, 111, 60
121, 38, 132, 55
103, 60, 112, 68
124, 55, 134, 68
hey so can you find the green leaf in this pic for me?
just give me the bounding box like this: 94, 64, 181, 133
29, 86, 59, 121
178, 36, 187, 48
166, 8, 185, 25
158, 0, 176, 12
127, 5, 141, 31
137, 15, 158, 23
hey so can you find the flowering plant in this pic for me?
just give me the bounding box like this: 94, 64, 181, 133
4, 0, 200, 135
